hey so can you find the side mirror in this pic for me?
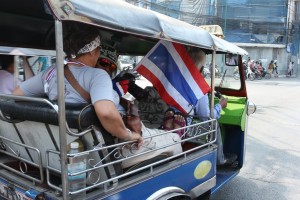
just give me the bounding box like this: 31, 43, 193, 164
225, 53, 238, 66
247, 101, 256, 116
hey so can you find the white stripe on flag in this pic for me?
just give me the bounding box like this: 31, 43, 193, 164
142, 58, 194, 114
162, 41, 204, 98
116, 82, 124, 96
134, 41, 161, 71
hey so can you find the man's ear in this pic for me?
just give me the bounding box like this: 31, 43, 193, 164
89, 50, 95, 56
91, 48, 101, 58
89, 48, 96, 55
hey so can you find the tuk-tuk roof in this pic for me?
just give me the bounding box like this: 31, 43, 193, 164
0, 0, 246, 55
0, 0, 213, 53
49, 0, 215, 49
211, 34, 248, 55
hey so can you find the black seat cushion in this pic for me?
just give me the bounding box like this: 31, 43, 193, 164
0, 100, 100, 130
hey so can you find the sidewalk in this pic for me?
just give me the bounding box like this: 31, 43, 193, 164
271, 74, 300, 79
264, 74, 300, 82
275, 74, 298, 78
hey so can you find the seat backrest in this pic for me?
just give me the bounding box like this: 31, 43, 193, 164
0, 100, 121, 187
137, 86, 169, 128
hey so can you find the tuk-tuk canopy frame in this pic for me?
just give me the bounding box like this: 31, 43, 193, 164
0, 0, 247, 56
0, 1, 247, 199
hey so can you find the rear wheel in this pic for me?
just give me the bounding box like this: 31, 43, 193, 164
195, 190, 211, 200
249, 73, 255, 81
256, 73, 262, 80
233, 72, 240, 80
169, 197, 191, 200
264, 73, 271, 79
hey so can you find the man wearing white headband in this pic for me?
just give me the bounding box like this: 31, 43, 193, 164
76, 36, 101, 56
13, 22, 143, 146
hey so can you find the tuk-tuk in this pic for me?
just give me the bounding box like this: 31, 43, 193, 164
0, 0, 254, 199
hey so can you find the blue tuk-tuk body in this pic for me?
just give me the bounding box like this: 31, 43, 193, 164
0, 0, 252, 199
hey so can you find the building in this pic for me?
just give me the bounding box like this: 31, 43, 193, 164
125, 0, 300, 76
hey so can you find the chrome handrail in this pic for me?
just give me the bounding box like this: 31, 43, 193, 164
0, 136, 44, 184
45, 119, 217, 194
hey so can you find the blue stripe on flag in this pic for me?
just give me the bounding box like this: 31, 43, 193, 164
148, 43, 198, 105
112, 81, 122, 97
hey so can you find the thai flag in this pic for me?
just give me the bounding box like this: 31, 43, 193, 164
135, 40, 211, 114
112, 79, 129, 97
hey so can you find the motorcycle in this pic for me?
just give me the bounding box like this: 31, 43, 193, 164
253, 68, 262, 80
246, 66, 255, 81
215, 67, 222, 78
233, 71, 240, 80
233, 68, 255, 81
261, 67, 271, 79
206, 66, 222, 78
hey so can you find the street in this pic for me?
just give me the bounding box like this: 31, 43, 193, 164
211, 77, 300, 200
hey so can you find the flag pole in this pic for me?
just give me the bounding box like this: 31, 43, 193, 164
210, 49, 216, 119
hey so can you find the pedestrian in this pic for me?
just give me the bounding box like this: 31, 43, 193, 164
288, 61, 294, 77
268, 60, 275, 75
273, 60, 279, 77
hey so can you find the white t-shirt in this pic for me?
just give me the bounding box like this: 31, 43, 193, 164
20, 65, 117, 105
0, 70, 21, 94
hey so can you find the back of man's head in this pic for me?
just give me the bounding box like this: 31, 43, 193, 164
0, 55, 14, 70
186, 47, 206, 70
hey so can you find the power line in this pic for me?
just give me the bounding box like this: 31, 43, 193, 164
125, 0, 300, 44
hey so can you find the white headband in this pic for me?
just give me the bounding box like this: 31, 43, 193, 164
77, 36, 101, 55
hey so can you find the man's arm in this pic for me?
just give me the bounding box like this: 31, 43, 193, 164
94, 100, 143, 147
214, 97, 228, 119
196, 94, 227, 120
23, 57, 34, 80
12, 86, 25, 96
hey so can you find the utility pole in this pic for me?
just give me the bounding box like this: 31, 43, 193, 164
223, 0, 227, 36
214, 0, 218, 17
286, 0, 291, 65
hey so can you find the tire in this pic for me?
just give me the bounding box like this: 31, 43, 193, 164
169, 196, 191, 200
233, 72, 240, 80
249, 73, 255, 81
195, 190, 211, 200
256, 73, 262, 80
264, 73, 271, 79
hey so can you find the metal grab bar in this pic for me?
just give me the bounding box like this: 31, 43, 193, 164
0, 94, 92, 136
0, 136, 44, 184
45, 119, 217, 194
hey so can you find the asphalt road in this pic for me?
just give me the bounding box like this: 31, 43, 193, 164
210, 77, 300, 200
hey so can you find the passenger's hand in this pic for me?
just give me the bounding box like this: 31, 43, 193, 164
219, 97, 228, 109
131, 131, 143, 149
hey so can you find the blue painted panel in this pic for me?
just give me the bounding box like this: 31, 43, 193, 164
0, 177, 53, 200
105, 150, 217, 200
211, 170, 240, 194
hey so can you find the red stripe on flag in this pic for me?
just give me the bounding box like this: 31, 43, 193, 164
172, 43, 211, 94
137, 65, 187, 114
119, 80, 129, 94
